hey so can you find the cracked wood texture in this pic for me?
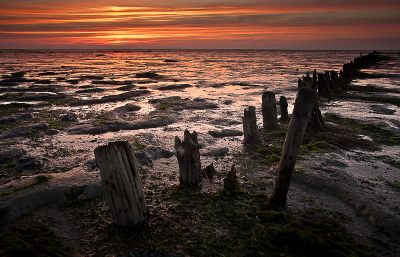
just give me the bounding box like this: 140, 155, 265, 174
94, 141, 148, 226
175, 130, 202, 187
243, 106, 260, 145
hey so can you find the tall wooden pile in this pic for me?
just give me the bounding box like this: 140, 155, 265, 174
270, 88, 317, 206
94, 141, 148, 226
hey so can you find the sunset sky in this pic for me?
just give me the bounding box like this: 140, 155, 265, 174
1, 0, 399, 50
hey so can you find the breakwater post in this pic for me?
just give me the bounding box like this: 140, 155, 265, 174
262, 91, 279, 130
243, 106, 260, 144
279, 96, 289, 121
175, 130, 202, 187
94, 141, 149, 226
270, 88, 317, 206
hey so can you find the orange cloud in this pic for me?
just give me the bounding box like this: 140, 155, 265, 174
0, 2, 399, 49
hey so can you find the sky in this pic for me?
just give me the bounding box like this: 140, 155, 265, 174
0, 0, 399, 50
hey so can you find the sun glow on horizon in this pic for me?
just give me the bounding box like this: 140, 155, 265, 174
0, 1, 399, 49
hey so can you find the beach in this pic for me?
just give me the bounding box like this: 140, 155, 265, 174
0, 50, 399, 256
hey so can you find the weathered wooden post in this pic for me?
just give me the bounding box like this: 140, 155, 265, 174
243, 106, 260, 145
262, 91, 279, 130
94, 141, 148, 226
270, 88, 317, 206
312, 69, 317, 89
279, 96, 289, 121
174, 130, 202, 187
223, 164, 240, 194
298, 78, 304, 90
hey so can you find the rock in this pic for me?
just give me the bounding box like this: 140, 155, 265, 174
84, 160, 98, 172
223, 100, 234, 105
134, 151, 152, 166
68, 117, 176, 135
75, 88, 105, 93
157, 84, 191, 91
145, 146, 174, 160
136, 72, 163, 79
370, 105, 396, 115
16, 157, 42, 170
116, 85, 135, 91
68, 90, 150, 106
0, 148, 27, 164
201, 147, 229, 157
115, 103, 141, 113
45, 129, 59, 136
164, 59, 178, 63
62, 112, 77, 121
207, 129, 243, 138
202, 163, 217, 179
0, 123, 48, 139
11, 71, 26, 78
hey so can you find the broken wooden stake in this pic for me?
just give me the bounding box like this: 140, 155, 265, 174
279, 96, 289, 121
243, 106, 260, 145
270, 88, 317, 206
262, 91, 279, 130
94, 141, 148, 226
174, 130, 202, 187
223, 164, 240, 194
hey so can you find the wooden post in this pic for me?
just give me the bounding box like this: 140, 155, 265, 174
174, 130, 202, 187
223, 164, 240, 194
243, 106, 260, 144
279, 96, 289, 121
94, 141, 148, 226
298, 78, 305, 90
270, 88, 317, 206
262, 91, 279, 130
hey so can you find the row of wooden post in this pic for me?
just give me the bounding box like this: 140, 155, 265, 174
93, 88, 317, 226
93, 51, 379, 226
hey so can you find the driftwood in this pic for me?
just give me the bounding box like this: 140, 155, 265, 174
279, 96, 289, 121
243, 106, 260, 144
262, 91, 279, 130
94, 141, 148, 226
270, 88, 317, 206
174, 130, 202, 187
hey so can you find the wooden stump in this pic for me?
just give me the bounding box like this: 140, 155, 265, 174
298, 78, 305, 90
279, 96, 289, 121
174, 130, 202, 187
223, 165, 240, 194
270, 88, 317, 206
94, 141, 148, 226
262, 91, 279, 130
312, 69, 317, 90
243, 106, 260, 145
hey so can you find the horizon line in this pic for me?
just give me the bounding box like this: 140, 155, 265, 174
1, 48, 398, 51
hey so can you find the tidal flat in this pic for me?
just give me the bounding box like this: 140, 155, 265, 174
0, 50, 399, 256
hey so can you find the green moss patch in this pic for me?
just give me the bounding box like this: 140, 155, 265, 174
0, 175, 52, 197
149, 191, 367, 257
325, 114, 400, 145
0, 223, 68, 257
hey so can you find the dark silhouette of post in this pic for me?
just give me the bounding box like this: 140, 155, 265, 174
174, 130, 202, 187
270, 88, 317, 206
243, 106, 260, 144
262, 91, 279, 130
94, 141, 148, 226
279, 96, 289, 121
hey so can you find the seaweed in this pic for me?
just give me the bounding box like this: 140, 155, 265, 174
0, 175, 52, 197
0, 223, 68, 257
